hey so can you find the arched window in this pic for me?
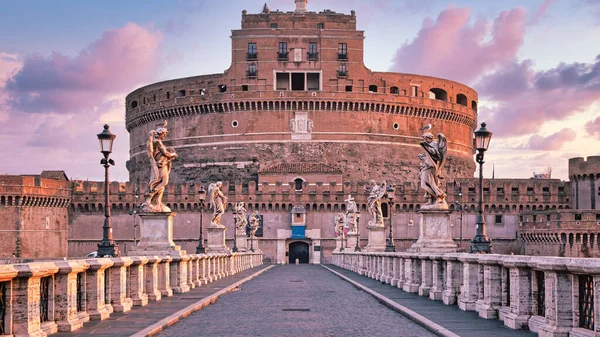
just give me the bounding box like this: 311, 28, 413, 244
390, 86, 399, 94
294, 178, 303, 191
471, 100, 477, 111
429, 88, 447, 101
456, 94, 467, 106
130, 100, 138, 108
368, 85, 378, 93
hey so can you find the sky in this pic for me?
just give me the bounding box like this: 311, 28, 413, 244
0, 0, 599, 182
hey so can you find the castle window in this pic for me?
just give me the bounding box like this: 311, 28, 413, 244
368, 85, 378, 93
130, 100, 138, 108
276, 73, 290, 90
575, 214, 582, 221
278, 42, 288, 60
316, 23, 324, 29
143, 97, 146, 104
497, 187, 504, 194
247, 64, 257, 78
166, 92, 170, 99
247, 43, 257, 60
512, 187, 519, 193
345, 85, 352, 92
294, 178, 303, 191
178, 90, 186, 97
271, 23, 278, 28
471, 100, 478, 111
381, 202, 389, 218
338, 43, 348, 60
543, 187, 550, 193
495, 215, 503, 224
153, 94, 156, 102
533, 215, 537, 222
527, 187, 534, 194
241, 85, 249, 91
307, 42, 318, 60
291, 73, 305, 91
218, 85, 227, 93
307, 73, 320, 90
429, 88, 448, 101
337, 64, 347, 77
596, 214, 600, 220
456, 94, 467, 106
411, 85, 418, 97
390, 86, 399, 94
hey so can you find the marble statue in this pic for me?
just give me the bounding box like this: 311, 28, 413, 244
142, 121, 178, 212
365, 179, 386, 227
234, 202, 248, 231
208, 182, 228, 227
248, 211, 260, 237
333, 213, 346, 237
344, 194, 358, 233
418, 132, 448, 210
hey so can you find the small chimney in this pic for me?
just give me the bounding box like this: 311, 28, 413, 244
295, 0, 308, 13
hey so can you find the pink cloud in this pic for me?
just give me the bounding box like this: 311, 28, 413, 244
523, 128, 576, 150
479, 55, 600, 136
389, 6, 527, 83
585, 116, 600, 140
529, 0, 555, 25
4, 23, 162, 113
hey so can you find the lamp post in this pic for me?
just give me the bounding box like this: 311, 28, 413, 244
470, 122, 493, 254
454, 198, 464, 251
196, 185, 206, 254
96, 124, 119, 257
129, 195, 139, 245
232, 206, 238, 253
354, 212, 361, 251
249, 228, 254, 252
385, 185, 396, 252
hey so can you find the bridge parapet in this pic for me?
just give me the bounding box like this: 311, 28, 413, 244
0, 252, 262, 335
332, 251, 600, 336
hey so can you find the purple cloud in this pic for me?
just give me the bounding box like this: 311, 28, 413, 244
523, 128, 576, 150
585, 116, 600, 140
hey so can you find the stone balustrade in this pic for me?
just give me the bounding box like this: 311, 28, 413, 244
332, 252, 600, 337
0, 252, 262, 336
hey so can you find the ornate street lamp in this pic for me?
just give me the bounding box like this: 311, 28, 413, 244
385, 185, 396, 252
196, 185, 206, 254
96, 124, 119, 257
470, 122, 493, 254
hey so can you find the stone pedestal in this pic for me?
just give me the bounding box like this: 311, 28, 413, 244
408, 209, 458, 253
364, 225, 386, 252
205, 225, 230, 254
346, 232, 359, 250
235, 232, 248, 252
128, 212, 185, 257
248, 237, 261, 253
333, 237, 344, 252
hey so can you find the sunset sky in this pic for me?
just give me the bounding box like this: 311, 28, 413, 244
0, 0, 599, 182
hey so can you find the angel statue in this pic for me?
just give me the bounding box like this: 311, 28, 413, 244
418, 132, 448, 209
344, 194, 358, 233
333, 213, 346, 237
142, 121, 178, 212
208, 182, 228, 227
247, 211, 260, 237
365, 180, 386, 227
234, 202, 248, 232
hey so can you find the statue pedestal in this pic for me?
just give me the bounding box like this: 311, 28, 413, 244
346, 232, 359, 250
128, 212, 185, 257
364, 225, 386, 252
248, 237, 261, 253
333, 237, 345, 253
235, 232, 248, 252
408, 209, 458, 253
205, 225, 230, 254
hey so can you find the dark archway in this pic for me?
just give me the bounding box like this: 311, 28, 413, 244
289, 242, 309, 264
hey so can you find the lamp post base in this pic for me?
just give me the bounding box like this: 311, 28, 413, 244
384, 241, 396, 252
97, 241, 119, 257
470, 235, 493, 254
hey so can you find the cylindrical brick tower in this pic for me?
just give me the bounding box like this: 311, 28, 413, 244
125, 2, 478, 185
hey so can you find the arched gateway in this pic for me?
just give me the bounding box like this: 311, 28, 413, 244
288, 241, 309, 264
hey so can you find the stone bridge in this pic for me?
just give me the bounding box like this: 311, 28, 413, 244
0, 252, 598, 337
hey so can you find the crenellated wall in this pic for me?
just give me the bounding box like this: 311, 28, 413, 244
569, 156, 600, 210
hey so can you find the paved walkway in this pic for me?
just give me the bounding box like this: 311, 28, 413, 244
53, 266, 271, 337
325, 264, 536, 337
157, 265, 436, 337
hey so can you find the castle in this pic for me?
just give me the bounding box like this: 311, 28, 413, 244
1, 1, 597, 262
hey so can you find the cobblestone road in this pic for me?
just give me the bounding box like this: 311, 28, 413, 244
158, 265, 435, 337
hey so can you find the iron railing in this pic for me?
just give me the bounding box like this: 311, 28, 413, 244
40, 276, 50, 322
104, 269, 110, 305
76, 273, 84, 312
505, 268, 511, 307
246, 52, 257, 60
277, 52, 289, 61
0, 282, 6, 334
536, 271, 545, 317
307, 52, 318, 61
579, 275, 594, 330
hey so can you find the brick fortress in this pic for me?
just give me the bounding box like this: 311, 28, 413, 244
3, 1, 597, 261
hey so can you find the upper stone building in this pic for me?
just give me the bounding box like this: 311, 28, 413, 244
124, 0, 478, 185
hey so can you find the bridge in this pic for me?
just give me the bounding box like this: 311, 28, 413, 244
0, 251, 595, 337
